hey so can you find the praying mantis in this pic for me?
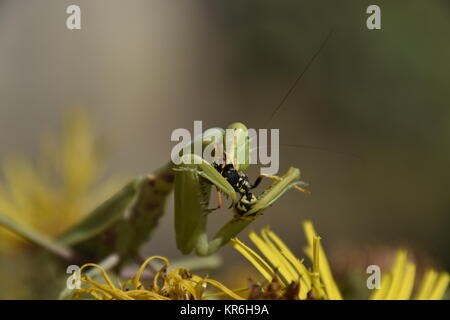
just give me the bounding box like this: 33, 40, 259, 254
0, 32, 332, 268
0, 125, 307, 264
172, 123, 309, 256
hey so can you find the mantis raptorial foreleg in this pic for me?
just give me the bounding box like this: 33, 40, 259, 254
174, 146, 305, 256
252, 174, 311, 195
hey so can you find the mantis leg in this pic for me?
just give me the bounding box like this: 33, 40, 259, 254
174, 154, 239, 255
244, 167, 306, 216
196, 168, 306, 255
175, 154, 238, 203
215, 188, 223, 209
203, 187, 223, 216
252, 173, 311, 195
175, 154, 258, 256
175, 160, 306, 256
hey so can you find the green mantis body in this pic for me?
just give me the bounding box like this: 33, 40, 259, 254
173, 123, 304, 256
58, 163, 175, 263
0, 122, 306, 265
0, 163, 174, 266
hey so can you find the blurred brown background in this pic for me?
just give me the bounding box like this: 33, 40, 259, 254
0, 0, 449, 298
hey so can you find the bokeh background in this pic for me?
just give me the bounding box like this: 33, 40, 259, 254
0, 0, 449, 299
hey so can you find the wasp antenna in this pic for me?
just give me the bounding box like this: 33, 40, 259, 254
265, 30, 333, 127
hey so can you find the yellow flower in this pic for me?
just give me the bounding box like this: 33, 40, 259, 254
73, 256, 245, 300
231, 221, 449, 300
68, 221, 448, 300
231, 221, 340, 299
0, 110, 123, 252
370, 250, 449, 300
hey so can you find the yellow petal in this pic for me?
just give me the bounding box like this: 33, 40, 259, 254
303, 221, 342, 300
249, 230, 293, 285
397, 263, 416, 300
202, 279, 246, 300
385, 250, 407, 300
370, 274, 392, 300
415, 269, 438, 300
260, 228, 299, 282
230, 238, 276, 283
428, 273, 449, 300
264, 228, 311, 298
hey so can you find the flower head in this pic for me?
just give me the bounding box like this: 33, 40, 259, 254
231, 221, 341, 299
69, 221, 448, 300
370, 250, 449, 300
231, 221, 449, 300
73, 256, 244, 300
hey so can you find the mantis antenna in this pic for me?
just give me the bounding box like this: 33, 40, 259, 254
265, 30, 333, 127
261, 30, 363, 163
